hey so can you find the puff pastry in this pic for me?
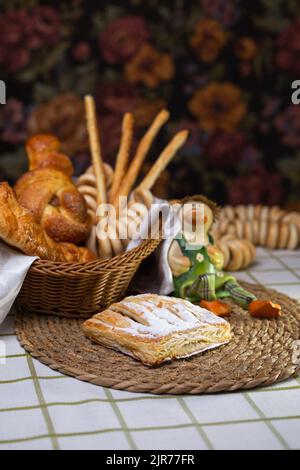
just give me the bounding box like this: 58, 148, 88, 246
82, 294, 231, 366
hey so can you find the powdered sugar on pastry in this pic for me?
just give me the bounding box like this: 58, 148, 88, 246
83, 294, 232, 366
88, 296, 228, 338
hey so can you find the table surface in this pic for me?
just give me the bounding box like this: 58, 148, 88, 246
0, 247, 300, 451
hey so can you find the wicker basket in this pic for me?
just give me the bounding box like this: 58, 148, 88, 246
17, 237, 161, 318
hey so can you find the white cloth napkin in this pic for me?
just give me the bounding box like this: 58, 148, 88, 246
127, 198, 181, 295
0, 242, 37, 325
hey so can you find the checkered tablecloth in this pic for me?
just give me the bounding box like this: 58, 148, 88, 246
0, 247, 300, 450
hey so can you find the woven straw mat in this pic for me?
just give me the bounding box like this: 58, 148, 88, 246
15, 282, 300, 395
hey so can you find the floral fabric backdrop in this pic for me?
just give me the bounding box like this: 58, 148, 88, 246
0, 0, 299, 207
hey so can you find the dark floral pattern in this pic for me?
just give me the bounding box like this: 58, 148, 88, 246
0, 6, 62, 72
99, 16, 150, 64
0, 0, 299, 205
276, 20, 300, 75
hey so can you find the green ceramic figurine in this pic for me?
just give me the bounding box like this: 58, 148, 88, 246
168, 197, 257, 309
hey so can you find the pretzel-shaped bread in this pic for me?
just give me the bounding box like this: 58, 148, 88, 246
15, 135, 91, 245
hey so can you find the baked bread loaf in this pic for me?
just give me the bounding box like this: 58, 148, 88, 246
15, 134, 92, 245
26, 134, 73, 177
14, 134, 92, 244
0, 182, 95, 263
83, 293, 231, 366
14, 168, 91, 245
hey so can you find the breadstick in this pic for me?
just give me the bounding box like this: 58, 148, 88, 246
110, 113, 133, 203
138, 130, 188, 191
84, 95, 107, 205
114, 109, 170, 203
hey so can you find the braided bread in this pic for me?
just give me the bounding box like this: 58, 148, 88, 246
76, 164, 114, 223
214, 235, 256, 271
14, 135, 92, 245
26, 134, 73, 177
15, 168, 91, 245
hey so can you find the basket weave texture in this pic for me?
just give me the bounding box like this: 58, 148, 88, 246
15, 283, 300, 394
17, 237, 161, 318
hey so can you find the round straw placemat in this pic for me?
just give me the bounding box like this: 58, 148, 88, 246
15, 282, 300, 394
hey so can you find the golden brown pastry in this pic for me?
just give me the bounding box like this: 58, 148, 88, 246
83, 293, 231, 366
30, 150, 74, 178
14, 168, 91, 245
26, 134, 60, 164
0, 182, 95, 263
15, 134, 92, 244
26, 134, 73, 177
26, 134, 74, 178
